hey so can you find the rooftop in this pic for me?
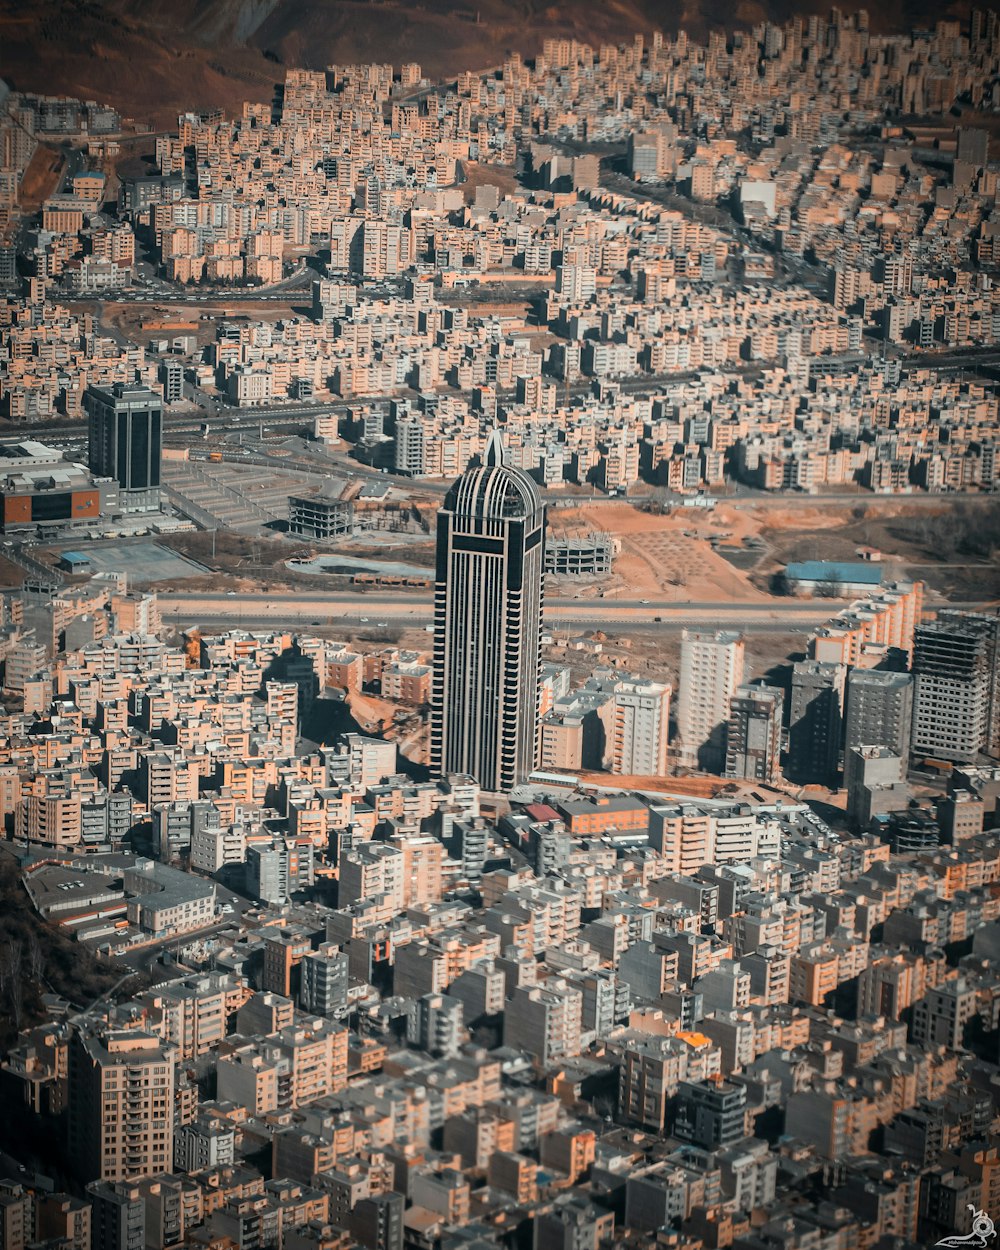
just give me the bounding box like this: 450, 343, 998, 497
787, 561, 884, 585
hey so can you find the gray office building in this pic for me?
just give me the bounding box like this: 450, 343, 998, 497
350, 1193, 404, 1250
87, 1180, 145, 1250
725, 683, 784, 784
788, 660, 846, 786
85, 383, 162, 513
299, 945, 349, 1017
844, 668, 913, 757
845, 744, 906, 830
431, 431, 546, 792
0, 245, 16, 287
672, 1078, 747, 1150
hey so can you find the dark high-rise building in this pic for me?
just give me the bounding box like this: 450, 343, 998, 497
85, 383, 162, 513
788, 660, 846, 786
431, 432, 545, 792
844, 668, 913, 757
911, 612, 1000, 764
87, 1180, 145, 1250
299, 944, 349, 1017
725, 683, 783, 783
350, 1193, 404, 1250
672, 1078, 747, 1149
0, 246, 17, 287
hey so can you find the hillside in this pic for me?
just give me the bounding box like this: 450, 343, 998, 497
1, 0, 972, 128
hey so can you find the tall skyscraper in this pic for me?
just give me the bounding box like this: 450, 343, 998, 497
431, 432, 545, 792
844, 668, 913, 757
85, 383, 163, 513
725, 683, 784, 784
676, 630, 745, 771
911, 612, 1000, 764
788, 660, 846, 786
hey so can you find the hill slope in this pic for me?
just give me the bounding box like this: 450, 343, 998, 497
0, 0, 971, 128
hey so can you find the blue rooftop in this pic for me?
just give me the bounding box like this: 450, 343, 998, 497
786, 560, 883, 585
61, 551, 92, 565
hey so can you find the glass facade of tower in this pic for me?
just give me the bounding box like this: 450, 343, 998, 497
85, 383, 163, 513
431, 433, 545, 793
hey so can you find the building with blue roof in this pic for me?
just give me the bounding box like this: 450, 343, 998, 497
785, 560, 884, 596
59, 551, 93, 574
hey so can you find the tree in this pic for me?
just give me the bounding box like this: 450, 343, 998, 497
26, 930, 45, 987
2, 937, 24, 1032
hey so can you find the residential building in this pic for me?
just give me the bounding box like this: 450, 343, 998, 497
676, 630, 745, 771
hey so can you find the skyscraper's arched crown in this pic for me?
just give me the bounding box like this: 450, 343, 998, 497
445, 430, 542, 519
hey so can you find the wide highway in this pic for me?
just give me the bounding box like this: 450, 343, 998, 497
159, 590, 868, 635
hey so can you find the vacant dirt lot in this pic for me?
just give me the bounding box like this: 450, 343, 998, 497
551, 501, 771, 602
460, 162, 520, 206
17, 145, 63, 211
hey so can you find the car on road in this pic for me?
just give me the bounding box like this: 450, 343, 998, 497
360, 616, 369, 622
377, 621, 388, 628
640, 599, 650, 604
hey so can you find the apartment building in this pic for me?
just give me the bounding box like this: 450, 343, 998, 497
68, 1027, 176, 1182
725, 684, 784, 784
676, 631, 745, 771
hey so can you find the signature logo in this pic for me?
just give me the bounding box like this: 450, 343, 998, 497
936, 1207, 997, 1250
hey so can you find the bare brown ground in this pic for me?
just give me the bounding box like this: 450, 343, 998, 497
345, 689, 398, 734
17, 145, 64, 211
0, 557, 26, 589
460, 162, 521, 205
553, 501, 771, 602
3, 0, 965, 132
576, 771, 729, 797
752, 499, 1000, 601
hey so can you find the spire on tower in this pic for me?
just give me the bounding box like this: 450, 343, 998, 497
484, 428, 506, 467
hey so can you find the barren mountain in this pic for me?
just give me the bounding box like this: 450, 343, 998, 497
0, 0, 971, 128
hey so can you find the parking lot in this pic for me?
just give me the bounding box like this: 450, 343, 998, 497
64, 540, 211, 584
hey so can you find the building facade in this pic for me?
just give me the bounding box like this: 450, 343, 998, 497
788, 660, 846, 786
911, 613, 999, 764
676, 631, 745, 771
85, 383, 163, 514
431, 432, 546, 792
725, 684, 784, 784
845, 668, 913, 757
68, 1027, 176, 1183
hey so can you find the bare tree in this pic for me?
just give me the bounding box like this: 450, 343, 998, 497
3, 937, 24, 1032
26, 930, 45, 987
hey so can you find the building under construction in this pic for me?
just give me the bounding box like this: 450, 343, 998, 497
287, 478, 356, 540
544, 530, 618, 576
